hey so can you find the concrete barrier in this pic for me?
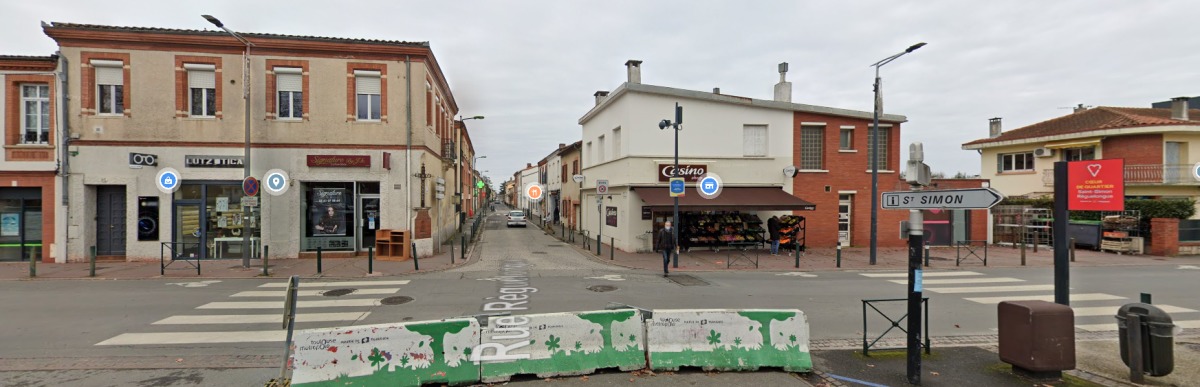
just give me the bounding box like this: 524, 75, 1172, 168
291, 318, 481, 387
646, 309, 811, 372
477, 310, 645, 382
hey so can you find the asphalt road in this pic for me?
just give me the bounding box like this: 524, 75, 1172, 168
2, 209, 1197, 386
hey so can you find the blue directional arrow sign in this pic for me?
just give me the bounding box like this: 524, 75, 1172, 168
669, 178, 685, 197
155, 168, 181, 194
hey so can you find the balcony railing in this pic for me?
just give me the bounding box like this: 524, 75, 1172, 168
441, 141, 457, 161
1042, 164, 1195, 187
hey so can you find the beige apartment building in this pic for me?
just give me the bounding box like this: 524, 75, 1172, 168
41, 22, 471, 261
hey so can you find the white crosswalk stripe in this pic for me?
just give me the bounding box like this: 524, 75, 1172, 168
964, 293, 1125, 304
860, 271, 982, 278
889, 277, 1023, 285
97, 279, 407, 346
1072, 305, 1196, 317
1078, 319, 1200, 332
925, 284, 1055, 294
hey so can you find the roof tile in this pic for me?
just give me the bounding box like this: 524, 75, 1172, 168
45, 22, 429, 48
963, 106, 1200, 146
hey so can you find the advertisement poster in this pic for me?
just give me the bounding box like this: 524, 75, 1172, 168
0, 213, 18, 236
1068, 159, 1124, 211
606, 206, 618, 227
311, 188, 347, 236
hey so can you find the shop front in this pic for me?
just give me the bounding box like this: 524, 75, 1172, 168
300, 181, 381, 254
171, 181, 262, 260
0, 187, 47, 262
633, 186, 816, 253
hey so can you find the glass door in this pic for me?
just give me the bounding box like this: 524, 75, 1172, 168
359, 195, 380, 251
174, 202, 204, 259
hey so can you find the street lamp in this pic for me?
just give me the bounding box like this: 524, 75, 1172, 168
455, 115, 484, 231
204, 14, 256, 268
869, 42, 926, 266
658, 103, 683, 269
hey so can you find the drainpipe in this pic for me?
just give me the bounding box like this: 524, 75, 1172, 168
405, 56, 413, 235
58, 53, 71, 263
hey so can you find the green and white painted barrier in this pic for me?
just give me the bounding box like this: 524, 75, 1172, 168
291, 318, 481, 387
478, 310, 645, 382
646, 309, 812, 372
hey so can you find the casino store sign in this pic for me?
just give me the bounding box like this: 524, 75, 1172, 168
658, 164, 707, 182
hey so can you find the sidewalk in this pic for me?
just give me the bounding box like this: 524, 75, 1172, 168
0, 238, 475, 281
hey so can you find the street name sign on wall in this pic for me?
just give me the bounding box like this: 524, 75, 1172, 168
881, 188, 1005, 210
1068, 159, 1124, 211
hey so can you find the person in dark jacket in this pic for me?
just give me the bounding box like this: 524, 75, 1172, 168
768, 216, 781, 255
656, 221, 678, 277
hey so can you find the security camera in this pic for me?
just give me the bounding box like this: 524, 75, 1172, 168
658, 119, 671, 130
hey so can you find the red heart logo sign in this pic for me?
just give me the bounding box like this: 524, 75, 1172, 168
1087, 164, 1102, 177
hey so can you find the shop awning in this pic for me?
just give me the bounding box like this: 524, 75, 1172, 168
634, 187, 816, 211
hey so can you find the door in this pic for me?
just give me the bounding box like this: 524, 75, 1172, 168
838, 194, 852, 246
95, 186, 127, 256
174, 203, 204, 259
359, 195, 380, 251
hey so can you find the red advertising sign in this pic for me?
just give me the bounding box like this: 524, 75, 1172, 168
657, 164, 708, 182
1068, 159, 1124, 211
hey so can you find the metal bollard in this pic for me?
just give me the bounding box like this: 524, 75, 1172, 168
836, 244, 842, 268
90, 245, 97, 277
28, 249, 36, 278
461, 234, 466, 259
596, 235, 601, 256
368, 246, 374, 274
450, 237, 455, 264
413, 242, 420, 271
1069, 237, 1076, 262
1020, 233, 1027, 266
794, 245, 801, 268
263, 245, 270, 276
924, 243, 930, 267
610, 237, 615, 260
1141, 292, 1152, 304
1033, 228, 1039, 253
317, 247, 323, 274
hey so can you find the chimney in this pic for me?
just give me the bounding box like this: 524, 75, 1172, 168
625, 60, 642, 84
593, 90, 609, 106
713, 87, 720, 94
1073, 103, 1087, 113
1171, 97, 1190, 121
774, 62, 792, 102
988, 117, 1002, 138
526, 163, 532, 168
558, 143, 566, 149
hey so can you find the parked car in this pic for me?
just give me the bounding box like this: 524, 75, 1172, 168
506, 210, 526, 227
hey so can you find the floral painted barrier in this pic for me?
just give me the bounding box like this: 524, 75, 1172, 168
290, 318, 481, 387
478, 310, 646, 383
646, 309, 811, 372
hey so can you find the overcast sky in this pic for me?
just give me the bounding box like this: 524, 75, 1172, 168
5, 1, 1197, 187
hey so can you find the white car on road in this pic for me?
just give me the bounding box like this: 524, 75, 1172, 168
506, 210, 526, 227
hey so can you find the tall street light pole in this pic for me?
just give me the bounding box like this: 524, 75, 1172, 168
456, 115, 483, 232
869, 42, 925, 266
204, 14, 256, 268
659, 103, 683, 268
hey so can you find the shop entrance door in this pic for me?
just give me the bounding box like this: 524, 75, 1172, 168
174, 202, 205, 259
838, 194, 852, 246
95, 186, 127, 257
358, 195, 380, 251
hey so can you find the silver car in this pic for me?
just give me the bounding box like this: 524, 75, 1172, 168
506, 210, 526, 227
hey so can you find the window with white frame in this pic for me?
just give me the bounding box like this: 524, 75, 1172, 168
21, 84, 50, 144
276, 67, 302, 120
186, 64, 216, 117
612, 127, 622, 160
1062, 147, 1095, 161
839, 128, 854, 150
997, 152, 1035, 172
867, 127, 889, 170
743, 124, 768, 157
93, 60, 123, 115
355, 70, 382, 121
800, 125, 824, 170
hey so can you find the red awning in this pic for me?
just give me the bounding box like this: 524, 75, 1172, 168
634, 187, 816, 211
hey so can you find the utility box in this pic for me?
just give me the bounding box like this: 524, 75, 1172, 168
998, 300, 1076, 377
1116, 303, 1174, 377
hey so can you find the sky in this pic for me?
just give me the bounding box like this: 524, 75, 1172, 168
4, 1, 1198, 188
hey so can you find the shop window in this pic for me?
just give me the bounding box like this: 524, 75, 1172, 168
304, 182, 356, 251
0, 189, 42, 262
743, 125, 767, 157
800, 125, 824, 170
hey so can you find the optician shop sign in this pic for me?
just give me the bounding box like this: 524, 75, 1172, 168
657, 164, 708, 182
185, 155, 244, 168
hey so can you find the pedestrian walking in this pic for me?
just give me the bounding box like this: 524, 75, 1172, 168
768, 215, 781, 255
655, 221, 678, 277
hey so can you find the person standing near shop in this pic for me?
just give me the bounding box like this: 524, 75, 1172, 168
768, 215, 781, 255
656, 221, 678, 277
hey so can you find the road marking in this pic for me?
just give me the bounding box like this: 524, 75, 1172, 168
777, 272, 818, 277
166, 280, 222, 288
585, 274, 626, 281
1180, 265, 1200, 270
925, 284, 1056, 294
1072, 305, 1196, 317
964, 293, 1126, 304
231, 288, 400, 297
97, 331, 286, 346
889, 277, 1023, 285
258, 280, 410, 288
1078, 319, 1200, 332
197, 299, 382, 309
153, 312, 370, 325
860, 271, 982, 278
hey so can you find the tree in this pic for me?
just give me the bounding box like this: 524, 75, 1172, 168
578, 310, 637, 350
406, 320, 473, 369
737, 311, 796, 350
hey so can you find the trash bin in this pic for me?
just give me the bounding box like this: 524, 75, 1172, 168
1116, 303, 1174, 377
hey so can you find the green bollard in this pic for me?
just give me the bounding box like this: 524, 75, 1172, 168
317, 247, 323, 274
263, 245, 270, 276
90, 246, 97, 277
412, 242, 420, 271
368, 246, 374, 274
836, 244, 842, 268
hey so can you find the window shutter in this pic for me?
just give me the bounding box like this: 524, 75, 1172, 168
356, 74, 381, 95
96, 66, 122, 86
277, 73, 302, 92
188, 69, 215, 89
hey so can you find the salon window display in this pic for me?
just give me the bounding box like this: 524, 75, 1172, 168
310, 188, 348, 237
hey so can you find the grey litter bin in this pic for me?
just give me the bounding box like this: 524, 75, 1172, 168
1116, 303, 1175, 377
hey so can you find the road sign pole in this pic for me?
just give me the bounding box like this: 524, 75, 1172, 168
672, 103, 681, 269
907, 208, 924, 385
1053, 161, 1070, 306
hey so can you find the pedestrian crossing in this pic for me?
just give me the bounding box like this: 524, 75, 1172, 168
859, 271, 1200, 333
96, 279, 410, 346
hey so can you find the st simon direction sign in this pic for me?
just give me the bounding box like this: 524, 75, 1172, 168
881, 187, 1005, 210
